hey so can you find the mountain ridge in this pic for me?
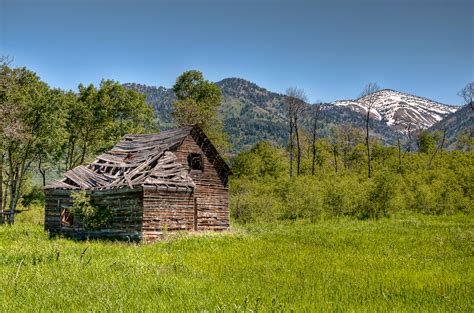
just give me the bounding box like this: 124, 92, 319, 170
124, 78, 464, 153
334, 89, 458, 132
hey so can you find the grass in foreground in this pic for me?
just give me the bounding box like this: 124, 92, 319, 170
0, 211, 473, 311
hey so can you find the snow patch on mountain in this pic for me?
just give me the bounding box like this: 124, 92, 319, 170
333, 89, 458, 131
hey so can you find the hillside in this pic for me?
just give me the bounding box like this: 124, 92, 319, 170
124, 80, 464, 153
334, 89, 458, 132
122, 83, 176, 129
124, 79, 403, 152
429, 104, 473, 149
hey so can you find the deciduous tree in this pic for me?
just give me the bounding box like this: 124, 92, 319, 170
360, 83, 380, 178
308, 103, 323, 176
172, 70, 228, 154
0, 65, 67, 223
285, 87, 307, 177
64, 80, 156, 170
458, 82, 473, 109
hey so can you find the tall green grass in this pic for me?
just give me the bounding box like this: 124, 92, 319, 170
1, 209, 472, 311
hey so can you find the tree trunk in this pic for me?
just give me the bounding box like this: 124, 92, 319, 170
2, 177, 6, 218
311, 124, 317, 176
7, 160, 17, 225
66, 138, 76, 170
289, 120, 294, 178
440, 129, 447, 153
365, 109, 372, 178
6, 148, 29, 225
0, 153, 3, 223
295, 118, 301, 176
333, 145, 338, 173
38, 157, 47, 187
428, 129, 447, 169
8, 183, 16, 225
79, 139, 87, 165
396, 132, 402, 174
343, 146, 348, 171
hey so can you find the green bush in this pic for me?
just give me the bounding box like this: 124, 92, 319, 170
277, 176, 324, 221
70, 191, 113, 230
367, 170, 403, 218
322, 175, 372, 218
230, 142, 473, 223
230, 178, 283, 223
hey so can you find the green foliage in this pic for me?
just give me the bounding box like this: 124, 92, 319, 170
0, 63, 68, 218
20, 185, 45, 208
0, 62, 158, 218
0, 214, 472, 311
278, 176, 324, 221
231, 140, 473, 223
456, 129, 473, 152
417, 130, 437, 153
65, 80, 157, 169
232, 141, 287, 179
173, 70, 222, 105
367, 170, 402, 218
231, 178, 283, 223
70, 191, 112, 230
172, 70, 229, 154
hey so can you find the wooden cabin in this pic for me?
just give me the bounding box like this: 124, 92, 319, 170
44, 126, 230, 242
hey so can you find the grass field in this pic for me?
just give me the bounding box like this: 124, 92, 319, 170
0, 209, 472, 311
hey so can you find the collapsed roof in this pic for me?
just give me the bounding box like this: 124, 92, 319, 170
45, 126, 230, 191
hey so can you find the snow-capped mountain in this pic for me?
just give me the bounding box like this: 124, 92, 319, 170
333, 89, 459, 131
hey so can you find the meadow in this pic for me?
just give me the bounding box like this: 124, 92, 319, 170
0, 208, 472, 311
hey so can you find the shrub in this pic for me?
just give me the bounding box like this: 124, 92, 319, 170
230, 178, 283, 223
367, 171, 403, 218
70, 191, 113, 230
322, 175, 372, 218
278, 177, 324, 221
230, 142, 473, 223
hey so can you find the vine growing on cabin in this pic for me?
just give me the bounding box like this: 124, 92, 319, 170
70, 191, 113, 230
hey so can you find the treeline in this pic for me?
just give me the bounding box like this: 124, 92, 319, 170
230, 140, 473, 222
0, 59, 157, 223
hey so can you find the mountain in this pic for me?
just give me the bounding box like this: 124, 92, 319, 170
124, 79, 459, 153
429, 104, 473, 149
122, 83, 176, 129
124, 79, 290, 152
333, 89, 458, 132
216, 78, 291, 151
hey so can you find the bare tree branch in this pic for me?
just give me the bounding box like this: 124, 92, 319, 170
360, 82, 380, 178
285, 87, 307, 177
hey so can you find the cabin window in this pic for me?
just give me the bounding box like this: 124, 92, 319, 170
188, 153, 204, 171
60, 208, 74, 226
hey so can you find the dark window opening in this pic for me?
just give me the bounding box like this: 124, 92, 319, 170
188, 153, 204, 171
60, 208, 74, 226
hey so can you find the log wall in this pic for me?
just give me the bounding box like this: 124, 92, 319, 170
142, 187, 195, 241
172, 134, 230, 231
44, 187, 144, 241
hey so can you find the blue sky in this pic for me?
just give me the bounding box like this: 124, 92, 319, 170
1, 0, 472, 104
